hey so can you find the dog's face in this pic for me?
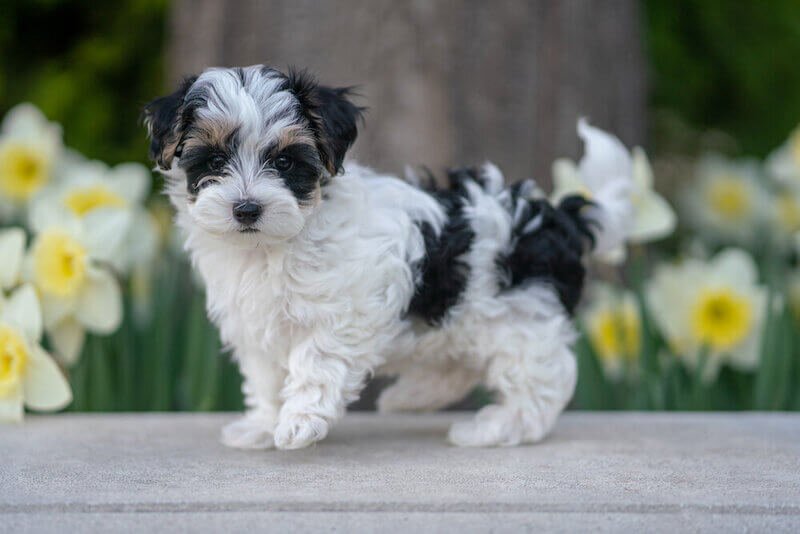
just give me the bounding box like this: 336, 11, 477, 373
144, 65, 361, 245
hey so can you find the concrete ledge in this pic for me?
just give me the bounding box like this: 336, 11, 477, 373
3, 412, 800, 532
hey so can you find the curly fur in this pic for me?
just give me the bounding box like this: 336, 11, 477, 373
144, 65, 631, 449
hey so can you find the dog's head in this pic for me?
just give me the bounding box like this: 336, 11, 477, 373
143, 65, 362, 245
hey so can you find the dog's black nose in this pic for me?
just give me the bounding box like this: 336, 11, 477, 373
233, 202, 262, 225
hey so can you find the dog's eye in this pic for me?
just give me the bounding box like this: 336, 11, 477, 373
196, 176, 219, 191
209, 154, 227, 172
273, 154, 294, 172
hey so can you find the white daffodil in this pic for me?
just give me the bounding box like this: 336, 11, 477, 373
581, 283, 641, 380
628, 147, 678, 243
0, 227, 26, 290
552, 120, 675, 263
29, 153, 157, 273
645, 249, 767, 382
768, 187, 800, 247
0, 104, 63, 218
681, 155, 769, 247
0, 284, 72, 422
25, 212, 125, 365
766, 126, 800, 191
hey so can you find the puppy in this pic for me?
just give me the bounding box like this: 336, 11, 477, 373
143, 65, 631, 449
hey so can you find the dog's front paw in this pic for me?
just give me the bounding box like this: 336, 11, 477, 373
274, 413, 329, 450
221, 415, 275, 450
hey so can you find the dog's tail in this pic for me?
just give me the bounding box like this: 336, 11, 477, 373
498, 188, 598, 314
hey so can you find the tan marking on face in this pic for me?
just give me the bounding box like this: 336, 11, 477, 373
182, 116, 239, 151
274, 124, 317, 152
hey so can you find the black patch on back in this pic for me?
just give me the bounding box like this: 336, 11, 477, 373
407, 173, 475, 325
496, 194, 597, 314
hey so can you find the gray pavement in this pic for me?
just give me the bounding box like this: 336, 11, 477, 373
2, 412, 799, 532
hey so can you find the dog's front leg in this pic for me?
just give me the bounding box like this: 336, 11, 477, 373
273, 335, 368, 450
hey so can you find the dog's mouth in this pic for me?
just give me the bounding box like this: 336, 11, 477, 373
238, 228, 259, 234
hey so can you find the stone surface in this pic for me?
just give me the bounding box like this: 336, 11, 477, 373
3, 412, 800, 532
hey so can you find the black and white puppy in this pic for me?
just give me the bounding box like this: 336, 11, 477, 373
144, 65, 631, 449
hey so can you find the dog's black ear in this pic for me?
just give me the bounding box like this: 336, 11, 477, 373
288, 69, 364, 175
142, 75, 197, 170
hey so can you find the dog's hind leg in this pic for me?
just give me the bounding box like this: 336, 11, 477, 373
448, 334, 577, 447
377, 363, 480, 413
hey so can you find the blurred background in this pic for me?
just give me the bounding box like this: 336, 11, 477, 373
1, 0, 798, 414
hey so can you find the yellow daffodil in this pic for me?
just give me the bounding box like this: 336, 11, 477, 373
551, 120, 675, 263
645, 249, 766, 382
25, 213, 125, 365
0, 284, 72, 422
29, 153, 157, 274
0, 104, 63, 217
581, 283, 642, 380
682, 156, 769, 246
766, 126, 800, 191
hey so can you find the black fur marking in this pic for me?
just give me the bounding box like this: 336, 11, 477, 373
271, 143, 324, 202
178, 128, 239, 196
286, 68, 365, 175
142, 75, 197, 169
407, 177, 475, 325
496, 194, 597, 314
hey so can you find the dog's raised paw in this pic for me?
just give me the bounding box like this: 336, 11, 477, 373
274, 413, 328, 450
221, 416, 275, 450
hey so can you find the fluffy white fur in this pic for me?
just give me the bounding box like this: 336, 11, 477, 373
151, 65, 632, 450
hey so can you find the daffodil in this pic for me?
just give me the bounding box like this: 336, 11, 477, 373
581, 283, 642, 380
25, 212, 125, 365
681, 156, 769, 246
768, 187, 800, 247
0, 104, 63, 217
0, 227, 26, 290
766, 126, 800, 191
552, 120, 675, 263
29, 153, 157, 273
645, 249, 766, 381
0, 284, 72, 422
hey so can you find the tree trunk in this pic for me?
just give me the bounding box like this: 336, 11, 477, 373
167, 0, 646, 188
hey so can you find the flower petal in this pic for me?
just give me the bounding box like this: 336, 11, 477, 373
0, 227, 25, 289
75, 267, 122, 334
82, 209, 132, 264
40, 292, 78, 330
48, 318, 86, 367
577, 119, 632, 190
551, 159, 585, 202
124, 210, 159, 269
632, 147, 654, 189
713, 248, 759, 286
628, 191, 677, 242
2, 103, 61, 146
23, 345, 72, 411
109, 162, 151, 204
0, 388, 24, 423
596, 245, 627, 265
1, 284, 43, 342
